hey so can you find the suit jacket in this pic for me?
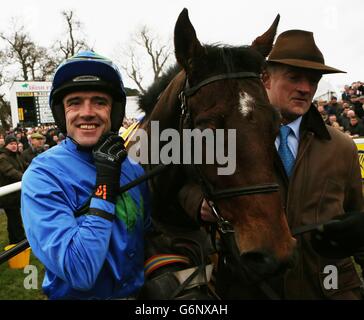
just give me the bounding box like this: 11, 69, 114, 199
275, 105, 363, 299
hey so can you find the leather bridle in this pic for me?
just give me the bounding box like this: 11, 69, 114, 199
178, 71, 280, 234
178, 72, 284, 299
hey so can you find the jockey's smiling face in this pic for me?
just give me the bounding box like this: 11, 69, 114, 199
63, 91, 112, 147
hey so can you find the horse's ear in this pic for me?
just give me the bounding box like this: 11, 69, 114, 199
174, 8, 205, 71
251, 14, 280, 58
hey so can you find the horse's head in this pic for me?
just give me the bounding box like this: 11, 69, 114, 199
170, 9, 296, 282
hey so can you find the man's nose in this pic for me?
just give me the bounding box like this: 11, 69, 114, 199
79, 101, 96, 117
296, 80, 312, 93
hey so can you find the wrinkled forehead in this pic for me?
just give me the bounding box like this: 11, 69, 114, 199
62, 90, 113, 103
279, 65, 322, 82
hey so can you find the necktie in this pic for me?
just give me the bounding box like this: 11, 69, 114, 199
278, 126, 295, 177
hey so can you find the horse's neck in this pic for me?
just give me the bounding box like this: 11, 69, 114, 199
148, 71, 186, 132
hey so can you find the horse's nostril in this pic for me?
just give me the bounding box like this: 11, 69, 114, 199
242, 252, 271, 265
241, 251, 278, 270
240, 251, 283, 279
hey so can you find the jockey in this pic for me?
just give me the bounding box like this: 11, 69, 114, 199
21, 51, 151, 299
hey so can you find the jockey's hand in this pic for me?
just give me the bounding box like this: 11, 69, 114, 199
92, 132, 127, 203
311, 211, 364, 259
200, 199, 218, 223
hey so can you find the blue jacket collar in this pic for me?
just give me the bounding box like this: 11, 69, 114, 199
63, 137, 94, 162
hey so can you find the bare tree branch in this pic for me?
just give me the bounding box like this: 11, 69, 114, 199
52, 10, 90, 60
0, 22, 56, 81
121, 52, 146, 94
65, 11, 75, 56
119, 25, 172, 93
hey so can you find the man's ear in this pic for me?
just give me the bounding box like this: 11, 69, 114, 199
261, 70, 271, 90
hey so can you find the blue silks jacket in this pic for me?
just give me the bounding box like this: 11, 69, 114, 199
21, 138, 151, 299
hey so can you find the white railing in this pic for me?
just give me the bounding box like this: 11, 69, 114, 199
0, 181, 22, 197
0, 181, 29, 266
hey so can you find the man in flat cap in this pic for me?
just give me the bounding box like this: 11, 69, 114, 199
21, 132, 46, 167
260, 30, 364, 299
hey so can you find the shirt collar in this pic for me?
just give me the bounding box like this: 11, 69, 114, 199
285, 116, 302, 140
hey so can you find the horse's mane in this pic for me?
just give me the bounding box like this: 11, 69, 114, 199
138, 64, 182, 115
138, 44, 262, 116
203, 44, 256, 73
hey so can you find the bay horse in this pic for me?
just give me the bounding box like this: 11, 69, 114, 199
127, 9, 296, 299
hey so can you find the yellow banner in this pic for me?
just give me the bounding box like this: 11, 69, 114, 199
354, 138, 364, 179
16, 92, 34, 97
121, 121, 141, 148
18, 108, 24, 121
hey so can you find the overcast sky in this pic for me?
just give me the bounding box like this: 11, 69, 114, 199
0, 0, 362, 93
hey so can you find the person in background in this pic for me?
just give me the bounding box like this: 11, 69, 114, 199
45, 128, 58, 148
342, 85, 351, 102
325, 96, 342, 116
16, 129, 30, 150
57, 132, 65, 144
0, 135, 5, 148
346, 116, 364, 138
17, 142, 24, 153
341, 109, 356, 131
0, 135, 26, 244
317, 102, 328, 122
331, 121, 344, 132
21, 132, 45, 167
351, 95, 364, 120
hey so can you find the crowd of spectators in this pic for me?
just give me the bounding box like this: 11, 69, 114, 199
314, 81, 364, 139
0, 125, 63, 162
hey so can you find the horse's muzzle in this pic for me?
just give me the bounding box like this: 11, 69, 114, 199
238, 248, 298, 283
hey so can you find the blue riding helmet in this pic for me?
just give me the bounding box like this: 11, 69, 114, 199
49, 51, 126, 134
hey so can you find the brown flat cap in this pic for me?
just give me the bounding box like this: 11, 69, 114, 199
268, 30, 345, 74
31, 132, 45, 140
